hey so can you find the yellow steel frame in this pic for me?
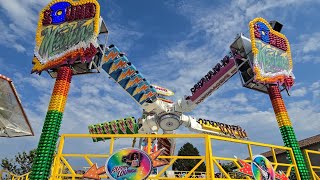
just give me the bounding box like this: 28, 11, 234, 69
49, 134, 300, 180
305, 149, 320, 180
0, 169, 30, 180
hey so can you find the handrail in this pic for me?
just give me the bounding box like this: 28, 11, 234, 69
0, 169, 30, 180
50, 133, 300, 179
1, 133, 304, 180
305, 149, 320, 180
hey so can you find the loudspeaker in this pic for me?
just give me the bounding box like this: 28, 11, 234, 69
269, 21, 283, 32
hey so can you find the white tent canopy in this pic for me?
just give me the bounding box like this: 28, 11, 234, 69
0, 75, 33, 137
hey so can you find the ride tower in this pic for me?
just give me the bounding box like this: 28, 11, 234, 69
29, 0, 108, 179
230, 17, 310, 179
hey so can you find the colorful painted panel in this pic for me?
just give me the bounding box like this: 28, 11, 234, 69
106, 148, 153, 180
32, 0, 101, 74
249, 18, 294, 86
197, 118, 248, 139
88, 117, 139, 142
189, 57, 238, 105
102, 45, 158, 105
237, 155, 289, 180
152, 84, 174, 97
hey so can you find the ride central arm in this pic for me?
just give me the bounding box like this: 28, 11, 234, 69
101, 45, 169, 113
174, 53, 241, 113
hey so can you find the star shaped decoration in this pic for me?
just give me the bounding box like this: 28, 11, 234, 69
149, 148, 169, 168
83, 163, 106, 180
275, 171, 289, 180
237, 159, 253, 176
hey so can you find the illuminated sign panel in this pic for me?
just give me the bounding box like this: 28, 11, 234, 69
197, 118, 248, 139
88, 117, 139, 142
32, 0, 101, 74
190, 56, 237, 104
249, 18, 294, 86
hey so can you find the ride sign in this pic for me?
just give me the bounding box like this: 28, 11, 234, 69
249, 18, 294, 88
32, 0, 101, 74
237, 155, 289, 180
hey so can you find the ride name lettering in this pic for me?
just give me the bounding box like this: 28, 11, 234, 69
111, 166, 137, 178
42, 3, 96, 26
197, 119, 248, 138
195, 68, 237, 104
256, 40, 290, 74
39, 20, 94, 58
191, 55, 231, 95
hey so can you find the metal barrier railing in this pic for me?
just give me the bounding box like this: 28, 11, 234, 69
207, 135, 300, 179
305, 149, 320, 180
50, 134, 300, 180
0, 169, 30, 180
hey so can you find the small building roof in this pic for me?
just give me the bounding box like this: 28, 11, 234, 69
261, 134, 320, 158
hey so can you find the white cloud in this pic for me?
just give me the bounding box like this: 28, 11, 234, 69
0, 19, 26, 52
245, 0, 315, 18
301, 32, 320, 53
291, 32, 320, 64
309, 81, 320, 100
0, 0, 50, 52
0, 0, 49, 31
230, 93, 248, 103
291, 87, 307, 97
107, 23, 144, 53
287, 100, 320, 134
310, 81, 320, 89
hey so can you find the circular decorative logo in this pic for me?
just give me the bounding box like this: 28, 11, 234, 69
251, 155, 275, 180
106, 148, 152, 180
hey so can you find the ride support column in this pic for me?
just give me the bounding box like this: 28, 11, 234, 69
268, 84, 310, 180
30, 66, 72, 180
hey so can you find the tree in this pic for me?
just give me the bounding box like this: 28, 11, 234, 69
172, 142, 206, 172
220, 162, 246, 179
221, 162, 237, 173
1, 149, 36, 176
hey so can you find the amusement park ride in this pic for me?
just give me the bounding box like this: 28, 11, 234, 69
1, 0, 319, 180
0, 75, 33, 137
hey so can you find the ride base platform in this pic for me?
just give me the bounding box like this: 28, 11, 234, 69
1, 134, 320, 180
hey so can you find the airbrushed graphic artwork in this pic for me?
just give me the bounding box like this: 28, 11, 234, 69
32, 0, 100, 73
255, 40, 291, 74
39, 20, 94, 58
237, 155, 289, 180
249, 18, 294, 87
88, 117, 139, 142
82, 147, 168, 180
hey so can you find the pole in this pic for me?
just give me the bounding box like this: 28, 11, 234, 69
268, 84, 310, 180
29, 66, 72, 180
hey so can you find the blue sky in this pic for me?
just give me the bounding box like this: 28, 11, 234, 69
0, 0, 320, 168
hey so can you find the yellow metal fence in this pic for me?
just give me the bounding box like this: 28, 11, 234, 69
0, 169, 30, 180
305, 149, 320, 180
50, 134, 301, 180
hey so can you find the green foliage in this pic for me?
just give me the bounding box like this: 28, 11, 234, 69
221, 162, 237, 173
220, 162, 246, 179
1, 149, 36, 176
172, 142, 206, 172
